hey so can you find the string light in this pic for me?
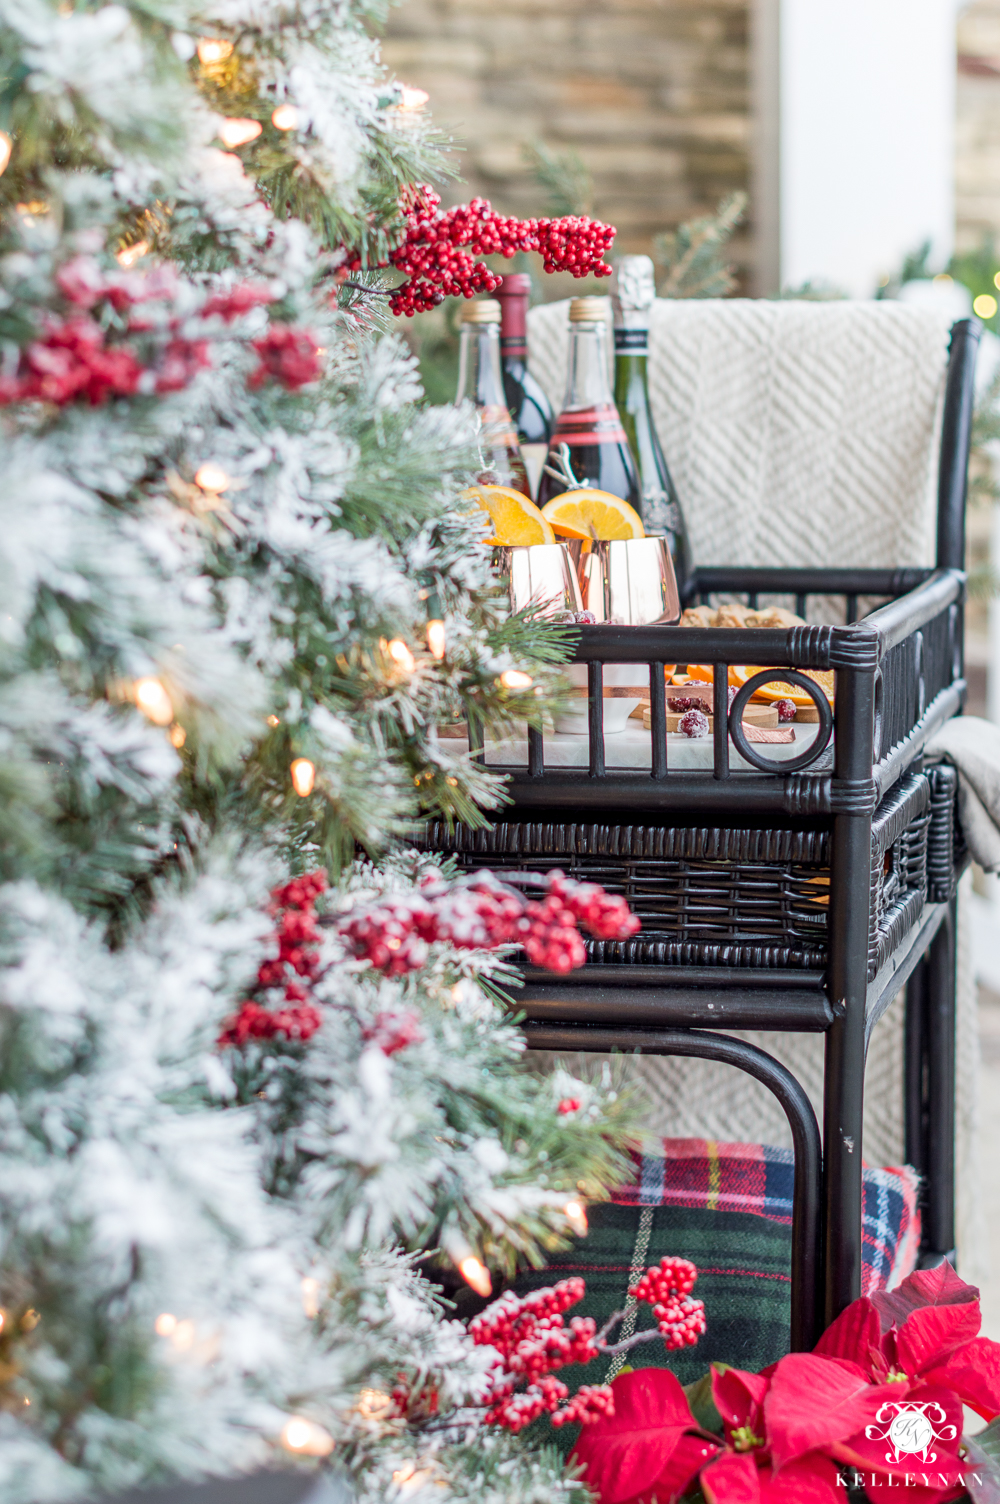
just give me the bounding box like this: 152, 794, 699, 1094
357, 1388, 392, 1419
300, 1276, 320, 1317
398, 86, 429, 110
974, 293, 998, 320
169, 724, 186, 749
116, 241, 149, 268
171, 1319, 195, 1350
0, 132, 11, 176
426, 620, 446, 660
217, 118, 262, 149
290, 758, 316, 797
458, 1255, 492, 1298
281, 1416, 334, 1456
563, 1199, 588, 1237
266, 714, 280, 727
194, 462, 230, 494
197, 37, 233, 64
20, 1309, 39, 1332
134, 677, 174, 726
387, 638, 416, 673
271, 104, 300, 130
0, 1310, 6, 1332
154, 1313, 177, 1336
499, 669, 533, 690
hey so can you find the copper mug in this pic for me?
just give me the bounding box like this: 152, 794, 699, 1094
493, 542, 584, 617
573, 536, 681, 626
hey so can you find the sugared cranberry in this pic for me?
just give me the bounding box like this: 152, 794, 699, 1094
775, 698, 797, 722
678, 709, 710, 738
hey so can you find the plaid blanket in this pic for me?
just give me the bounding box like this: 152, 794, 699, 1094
512, 1138, 920, 1451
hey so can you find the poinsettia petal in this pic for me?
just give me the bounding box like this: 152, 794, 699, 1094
764, 1353, 874, 1468
649, 1430, 723, 1504
760, 1454, 843, 1502
570, 1368, 700, 1504
713, 1367, 770, 1431
832, 1383, 964, 1485
860, 1475, 967, 1504
871, 1261, 979, 1333
813, 1297, 883, 1369
896, 1300, 983, 1375
921, 1336, 1000, 1420
702, 1450, 760, 1504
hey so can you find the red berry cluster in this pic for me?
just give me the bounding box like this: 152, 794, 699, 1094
557, 1097, 582, 1115
361, 1009, 423, 1056
340, 869, 639, 978
346, 185, 616, 316
466, 1260, 705, 1433
218, 870, 329, 1047
630, 1257, 706, 1350
249, 324, 322, 390
0, 252, 314, 408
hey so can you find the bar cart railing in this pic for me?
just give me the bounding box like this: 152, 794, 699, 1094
417, 317, 981, 1353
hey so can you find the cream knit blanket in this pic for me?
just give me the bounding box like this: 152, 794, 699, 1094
525, 296, 983, 1279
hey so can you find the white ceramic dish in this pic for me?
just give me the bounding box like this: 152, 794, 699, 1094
554, 661, 648, 736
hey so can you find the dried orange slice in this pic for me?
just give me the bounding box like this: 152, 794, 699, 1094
731, 664, 835, 706
465, 484, 555, 546
541, 489, 645, 541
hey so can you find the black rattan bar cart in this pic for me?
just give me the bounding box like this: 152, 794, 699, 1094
423, 318, 981, 1351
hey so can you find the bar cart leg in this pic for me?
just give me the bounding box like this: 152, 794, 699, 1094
924, 896, 958, 1265
822, 667, 876, 1324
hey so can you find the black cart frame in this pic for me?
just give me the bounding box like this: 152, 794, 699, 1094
444, 318, 981, 1350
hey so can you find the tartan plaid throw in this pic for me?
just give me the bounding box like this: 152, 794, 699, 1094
512, 1138, 919, 1448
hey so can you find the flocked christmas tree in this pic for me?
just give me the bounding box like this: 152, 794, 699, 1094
0, 0, 640, 1499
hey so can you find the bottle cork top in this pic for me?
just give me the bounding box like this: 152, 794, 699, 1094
569, 296, 610, 322
461, 299, 501, 323
611, 256, 657, 316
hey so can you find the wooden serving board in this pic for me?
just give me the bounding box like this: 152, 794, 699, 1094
641, 703, 779, 733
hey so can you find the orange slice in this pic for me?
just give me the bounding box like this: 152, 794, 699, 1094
684, 664, 746, 688
730, 664, 835, 706
465, 484, 555, 546
541, 489, 645, 541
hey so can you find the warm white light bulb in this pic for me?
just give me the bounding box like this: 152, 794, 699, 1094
387, 638, 416, 673
458, 1256, 492, 1298
0, 132, 11, 176
974, 293, 998, 320
564, 1200, 588, 1236
134, 677, 174, 726
116, 240, 149, 269
271, 104, 300, 130
169, 723, 186, 749
301, 1276, 320, 1318
194, 462, 230, 493
426, 620, 446, 660
197, 37, 233, 64
398, 86, 429, 110
217, 118, 262, 149
499, 669, 533, 690
290, 758, 316, 797
281, 1416, 334, 1456
154, 1313, 177, 1336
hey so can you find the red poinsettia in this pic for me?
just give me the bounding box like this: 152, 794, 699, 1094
571, 1262, 1000, 1504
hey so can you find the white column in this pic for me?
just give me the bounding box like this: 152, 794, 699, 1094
753, 0, 960, 296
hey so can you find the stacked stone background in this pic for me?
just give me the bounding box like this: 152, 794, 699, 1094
382, 0, 754, 295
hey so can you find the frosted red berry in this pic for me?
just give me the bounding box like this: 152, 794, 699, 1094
679, 708, 710, 738
775, 698, 797, 722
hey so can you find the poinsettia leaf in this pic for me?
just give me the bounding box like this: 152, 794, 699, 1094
963, 1433, 1000, 1504
763, 1353, 877, 1468
760, 1454, 843, 1502
713, 1367, 770, 1433
570, 1368, 702, 1504
813, 1297, 881, 1365
921, 1339, 1000, 1421
871, 1261, 980, 1332
971, 1416, 1000, 1463
685, 1371, 724, 1434
701, 1450, 759, 1503
896, 1301, 983, 1376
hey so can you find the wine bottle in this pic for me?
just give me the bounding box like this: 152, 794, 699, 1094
612, 255, 692, 586
536, 297, 640, 509
496, 272, 553, 499
455, 300, 531, 497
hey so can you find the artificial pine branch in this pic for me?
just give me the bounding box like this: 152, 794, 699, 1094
654, 191, 748, 299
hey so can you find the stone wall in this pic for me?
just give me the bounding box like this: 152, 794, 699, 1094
382, 0, 754, 288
